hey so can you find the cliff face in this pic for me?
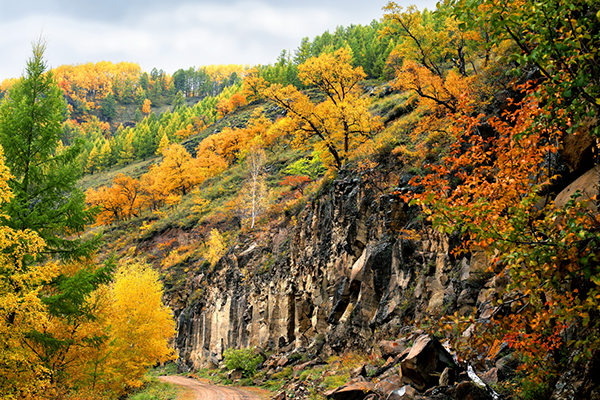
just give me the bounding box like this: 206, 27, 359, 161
173, 173, 494, 370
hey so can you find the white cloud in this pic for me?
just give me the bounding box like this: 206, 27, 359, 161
0, 1, 392, 80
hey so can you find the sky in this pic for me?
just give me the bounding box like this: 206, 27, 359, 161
0, 0, 439, 81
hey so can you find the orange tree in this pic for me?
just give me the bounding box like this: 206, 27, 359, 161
408, 86, 600, 391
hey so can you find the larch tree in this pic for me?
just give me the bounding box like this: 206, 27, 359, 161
0, 41, 113, 395
0, 40, 99, 259
0, 145, 57, 398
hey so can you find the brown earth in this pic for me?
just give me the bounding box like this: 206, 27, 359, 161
157, 375, 267, 400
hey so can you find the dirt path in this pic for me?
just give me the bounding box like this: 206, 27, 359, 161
158, 375, 265, 400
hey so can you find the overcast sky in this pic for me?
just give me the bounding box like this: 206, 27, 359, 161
0, 0, 438, 81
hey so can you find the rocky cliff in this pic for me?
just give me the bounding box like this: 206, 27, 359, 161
173, 170, 496, 370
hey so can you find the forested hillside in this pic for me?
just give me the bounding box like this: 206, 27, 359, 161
0, 0, 599, 399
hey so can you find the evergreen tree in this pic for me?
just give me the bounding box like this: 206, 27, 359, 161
0, 40, 98, 260
100, 92, 117, 121
0, 41, 113, 392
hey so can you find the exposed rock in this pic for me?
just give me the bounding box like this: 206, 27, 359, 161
444, 381, 490, 400
439, 367, 455, 386
227, 369, 243, 380
554, 167, 599, 212
380, 339, 409, 359
293, 358, 322, 374
350, 364, 367, 379
374, 374, 403, 397
400, 335, 455, 391
480, 367, 501, 386
387, 385, 418, 400
277, 356, 289, 367
324, 380, 376, 400
495, 353, 519, 378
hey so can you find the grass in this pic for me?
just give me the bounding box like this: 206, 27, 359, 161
126, 379, 181, 400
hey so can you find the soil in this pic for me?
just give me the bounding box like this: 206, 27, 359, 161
157, 375, 268, 400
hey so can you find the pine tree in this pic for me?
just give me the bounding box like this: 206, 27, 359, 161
0, 40, 98, 260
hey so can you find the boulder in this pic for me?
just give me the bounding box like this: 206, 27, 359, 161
350, 364, 368, 379
400, 335, 455, 391
387, 385, 418, 400
444, 381, 489, 400
293, 358, 322, 374
325, 380, 376, 400
561, 119, 597, 172
554, 167, 599, 212
380, 339, 409, 359
480, 367, 501, 386
277, 356, 290, 367
439, 367, 455, 386
374, 374, 404, 397
227, 368, 243, 380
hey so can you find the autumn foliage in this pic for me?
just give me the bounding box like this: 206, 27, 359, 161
248, 48, 383, 169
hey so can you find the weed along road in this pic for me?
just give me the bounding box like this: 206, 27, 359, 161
158, 375, 264, 399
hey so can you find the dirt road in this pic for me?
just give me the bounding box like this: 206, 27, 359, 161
157, 375, 265, 400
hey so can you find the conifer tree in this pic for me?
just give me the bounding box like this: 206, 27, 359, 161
0, 40, 98, 260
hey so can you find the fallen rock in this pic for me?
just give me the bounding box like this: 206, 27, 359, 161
374, 374, 403, 397
480, 367, 501, 386
439, 367, 455, 386
293, 358, 322, 374
351, 364, 367, 379
495, 353, 519, 378
444, 381, 489, 400
227, 369, 243, 380
325, 380, 376, 400
387, 385, 418, 400
380, 339, 409, 359
277, 356, 290, 367
400, 334, 455, 391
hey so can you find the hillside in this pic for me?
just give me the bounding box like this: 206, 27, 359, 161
0, 0, 599, 399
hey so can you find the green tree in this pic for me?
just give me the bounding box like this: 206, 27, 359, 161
0, 40, 98, 260
0, 40, 113, 396
100, 92, 116, 121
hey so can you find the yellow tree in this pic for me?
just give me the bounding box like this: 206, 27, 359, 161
152, 144, 201, 196
253, 48, 382, 169
196, 109, 271, 166
205, 229, 227, 266
83, 261, 175, 395
0, 145, 60, 398
141, 98, 152, 115
156, 132, 170, 156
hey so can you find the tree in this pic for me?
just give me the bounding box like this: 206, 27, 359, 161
205, 229, 227, 266
86, 174, 142, 225
410, 88, 600, 392
0, 43, 113, 397
252, 48, 383, 169
0, 145, 55, 398
449, 0, 600, 135
94, 261, 175, 395
100, 93, 116, 121
0, 39, 98, 260
141, 98, 152, 115
152, 143, 201, 196
242, 139, 267, 229
156, 132, 170, 156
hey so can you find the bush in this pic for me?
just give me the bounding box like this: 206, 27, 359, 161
223, 348, 263, 378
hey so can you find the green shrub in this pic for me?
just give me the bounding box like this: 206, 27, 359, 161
223, 348, 263, 378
